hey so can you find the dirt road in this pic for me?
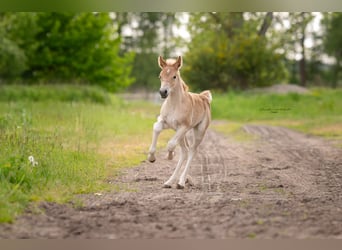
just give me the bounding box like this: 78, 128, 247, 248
1, 124, 341, 238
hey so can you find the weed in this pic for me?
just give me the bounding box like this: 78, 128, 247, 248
247, 232, 257, 239
256, 219, 264, 225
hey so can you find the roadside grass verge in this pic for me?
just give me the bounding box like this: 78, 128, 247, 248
211, 88, 342, 142
0, 84, 111, 104
0, 85, 168, 223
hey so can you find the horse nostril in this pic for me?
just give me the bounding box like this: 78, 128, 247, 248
159, 89, 168, 98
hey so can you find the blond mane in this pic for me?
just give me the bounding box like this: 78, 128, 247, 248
182, 81, 189, 92
165, 58, 177, 65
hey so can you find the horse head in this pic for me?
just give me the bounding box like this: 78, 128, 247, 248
158, 56, 183, 99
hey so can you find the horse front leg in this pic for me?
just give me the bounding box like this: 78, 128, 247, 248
166, 126, 188, 160
147, 116, 166, 162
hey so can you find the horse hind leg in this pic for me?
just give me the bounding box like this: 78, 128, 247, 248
163, 137, 188, 188
185, 175, 194, 186
167, 151, 175, 160
177, 125, 207, 189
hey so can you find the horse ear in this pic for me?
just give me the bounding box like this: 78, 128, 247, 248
158, 56, 167, 69
174, 56, 183, 70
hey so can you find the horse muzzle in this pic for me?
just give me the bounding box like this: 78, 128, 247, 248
159, 88, 169, 99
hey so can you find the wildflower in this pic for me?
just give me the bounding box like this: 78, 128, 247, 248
28, 155, 38, 167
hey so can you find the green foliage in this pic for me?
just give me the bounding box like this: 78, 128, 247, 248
322, 13, 342, 87
183, 13, 288, 91
0, 13, 38, 79
286, 12, 315, 86
322, 13, 342, 59
0, 12, 135, 92
26, 13, 134, 92
117, 12, 177, 90
0, 84, 162, 223
131, 52, 161, 90
0, 36, 27, 78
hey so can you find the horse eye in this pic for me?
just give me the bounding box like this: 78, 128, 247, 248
173, 75, 176, 79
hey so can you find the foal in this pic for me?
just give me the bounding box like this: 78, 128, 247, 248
147, 56, 212, 189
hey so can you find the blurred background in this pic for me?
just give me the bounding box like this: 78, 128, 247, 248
0, 12, 341, 92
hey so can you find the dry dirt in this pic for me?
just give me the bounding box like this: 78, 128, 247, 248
0, 124, 342, 239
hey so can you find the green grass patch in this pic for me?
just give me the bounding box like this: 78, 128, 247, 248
0, 84, 111, 104
247, 232, 257, 239
0, 85, 166, 223
211, 88, 342, 140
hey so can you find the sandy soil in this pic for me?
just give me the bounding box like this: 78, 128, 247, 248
0, 124, 341, 239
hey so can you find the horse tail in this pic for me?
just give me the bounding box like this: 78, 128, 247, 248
200, 90, 212, 104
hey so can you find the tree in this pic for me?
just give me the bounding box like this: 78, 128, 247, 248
26, 12, 134, 92
0, 13, 38, 80
0, 12, 135, 92
322, 12, 342, 88
283, 12, 314, 86
116, 12, 177, 91
183, 12, 288, 91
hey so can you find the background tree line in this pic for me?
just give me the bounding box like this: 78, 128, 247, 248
0, 12, 341, 92
0, 12, 134, 92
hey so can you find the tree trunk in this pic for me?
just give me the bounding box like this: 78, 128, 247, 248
331, 56, 340, 88
299, 12, 307, 87
258, 12, 273, 37
299, 58, 306, 87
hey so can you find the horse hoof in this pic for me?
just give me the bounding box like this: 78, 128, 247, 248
185, 176, 194, 186
167, 151, 175, 160
176, 184, 184, 189
163, 184, 172, 188
147, 153, 156, 163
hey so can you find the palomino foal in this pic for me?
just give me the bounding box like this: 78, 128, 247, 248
147, 56, 212, 189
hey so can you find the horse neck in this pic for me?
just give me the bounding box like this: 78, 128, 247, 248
169, 78, 188, 105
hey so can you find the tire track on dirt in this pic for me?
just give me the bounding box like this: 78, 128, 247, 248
1, 124, 341, 239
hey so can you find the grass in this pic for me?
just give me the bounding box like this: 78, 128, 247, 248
0, 84, 111, 104
0, 85, 169, 223
211, 88, 342, 141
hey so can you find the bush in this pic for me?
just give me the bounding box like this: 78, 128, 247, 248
183, 33, 288, 91
0, 13, 135, 92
